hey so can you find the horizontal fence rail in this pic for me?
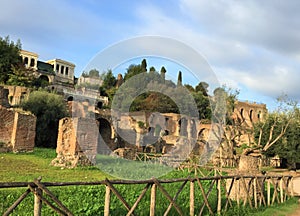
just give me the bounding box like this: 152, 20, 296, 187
0, 174, 295, 216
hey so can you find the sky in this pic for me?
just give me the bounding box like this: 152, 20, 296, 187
1, 0, 300, 110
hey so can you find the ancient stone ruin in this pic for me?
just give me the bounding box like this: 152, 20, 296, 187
0, 86, 36, 152
51, 117, 98, 167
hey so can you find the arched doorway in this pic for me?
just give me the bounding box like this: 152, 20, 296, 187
97, 118, 113, 153
35, 75, 49, 88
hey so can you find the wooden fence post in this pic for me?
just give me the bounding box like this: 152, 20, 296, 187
34, 187, 42, 216
190, 181, 194, 216
280, 178, 284, 203
254, 178, 257, 208
217, 178, 221, 214
104, 185, 110, 216
267, 179, 270, 206
150, 184, 156, 216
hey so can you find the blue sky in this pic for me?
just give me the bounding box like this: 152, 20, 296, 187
1, 0, 300, 110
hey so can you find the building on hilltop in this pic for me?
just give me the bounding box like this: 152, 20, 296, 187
46, 58, 75, 86
77, 75, 103, 87
20, 50, 38, 70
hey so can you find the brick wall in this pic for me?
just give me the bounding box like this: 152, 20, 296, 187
11, 112, 36, 152
0, 108, 15, 148
0, 107, 36, 152
53, 117, 98, 167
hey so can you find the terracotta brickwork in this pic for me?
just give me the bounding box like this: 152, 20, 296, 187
0, 107, 36, 152
52, 117, 98, 167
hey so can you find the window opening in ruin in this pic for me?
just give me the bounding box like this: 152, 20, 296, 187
65, 67, 69, 76
249, 110, 253, 122
198, 128, 206, 140
240, 108, 244, 119
96, 101, 103, 109
56, 64, 59, 73
30, 58, 35, 67
67, 96, 73, 101
97, 118, 112, 152
257, 111, 261, 119
24, 57, 28, 66
61, 65, 64, 74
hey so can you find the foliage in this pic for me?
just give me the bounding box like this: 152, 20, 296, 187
141, 58, 147, 72
21, 90, 69, 148
6, 64, 36, 87
124, 64, 143, 81
81, 69, 100, 78
0, 36, 22, 83
195, 81, 209, 96
149, 66, 156, 72
254, 96, 299, 168
102, 69, 116, 90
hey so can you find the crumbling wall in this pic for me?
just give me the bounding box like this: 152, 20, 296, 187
0, 107, 36, 152
0, 86, 10, 108
52, 117, 98, 167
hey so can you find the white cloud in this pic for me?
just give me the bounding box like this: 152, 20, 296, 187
134, 1, 300, 105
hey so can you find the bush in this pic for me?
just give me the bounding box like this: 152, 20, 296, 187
21, 90, 69, 148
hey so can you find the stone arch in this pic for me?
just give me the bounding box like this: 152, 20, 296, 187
249, 109, 253, 122
240, 108, 244, 119
30, 58, 35, 67
97, 117, 114, 153
24, 57, 29, 66
198, 128, 206, 141
35, 75, 50, 88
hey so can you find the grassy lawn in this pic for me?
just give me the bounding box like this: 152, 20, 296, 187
0, 148, 110, 182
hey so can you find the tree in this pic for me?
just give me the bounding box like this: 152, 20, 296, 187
21, 90, 69, 148
253, 96, 299, 168
195, 81, 209, 96
6, 64, 36, 87
0, 36, 22, 83
102, 69, 116, 90
141, 59, 147, 72
177, 71, 182, 86
160, 66, 166, 80
149, 66, 156, 73
124, 64, 142, 81
88, 69, 100, 77
254, 96, 296, 152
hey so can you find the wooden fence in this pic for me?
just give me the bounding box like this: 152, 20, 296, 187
0, 174, 295, 216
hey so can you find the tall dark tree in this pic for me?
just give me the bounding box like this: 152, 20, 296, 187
0, 36, 22, 83
177, 71, 182, 86
141, 59, 147, 72
102, 69, 116, 89
160, 66, 166, 80
149, 66, 156, 73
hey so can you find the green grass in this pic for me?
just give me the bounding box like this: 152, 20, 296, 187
0, 148, 110, 182
221, 197, 299, 216
0, 148, 299, 215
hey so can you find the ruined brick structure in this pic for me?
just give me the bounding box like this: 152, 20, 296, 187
52, 117, 98, 167
0, 86, 36, 152
0, 107, 36, 152
5, 85, 30, 106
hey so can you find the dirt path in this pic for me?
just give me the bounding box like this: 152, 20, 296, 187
287, 202, 300, 216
